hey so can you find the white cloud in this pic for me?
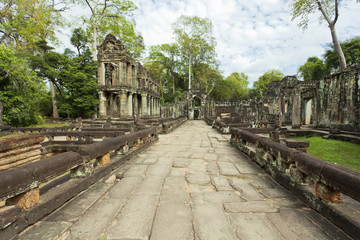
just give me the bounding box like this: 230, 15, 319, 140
58, 0, 360, 87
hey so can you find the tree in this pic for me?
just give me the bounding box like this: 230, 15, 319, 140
0, 0, 69, 54
298, 56, 327, 80
211, 72, 249, 101
146, 43, 180, 96
252, 69, 284, 97
324, 36, 360, 72
0, 44, 45, 126
291, 0, 359, 70
79, 0, 144, 60
70, 28, 89, 56
172, 15, 217, 90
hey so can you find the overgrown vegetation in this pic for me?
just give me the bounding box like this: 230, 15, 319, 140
291, 136, 360, 172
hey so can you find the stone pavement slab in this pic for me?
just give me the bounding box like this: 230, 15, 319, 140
19, 121, 347, 240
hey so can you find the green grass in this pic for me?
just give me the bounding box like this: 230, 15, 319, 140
291, 136, 360, 172
26, 123, 70, 128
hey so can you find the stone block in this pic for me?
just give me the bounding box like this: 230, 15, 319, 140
284, 139, 309, 148
7, 188, 40, 210
96, 153, 110, 166
315, 182, 342, 204
0, 205, 21, 229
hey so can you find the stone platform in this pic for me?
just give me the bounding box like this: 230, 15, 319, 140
18, 121, 350, 240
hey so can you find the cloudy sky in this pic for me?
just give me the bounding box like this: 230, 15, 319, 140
60, 0, 360, 86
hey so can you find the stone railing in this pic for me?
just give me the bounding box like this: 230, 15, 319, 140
230, 128, 360, 238
162, 117, 187, 134
0, 127, 158, 239
212, 119, 252, 134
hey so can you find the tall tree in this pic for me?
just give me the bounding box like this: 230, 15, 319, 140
211, 72, 248, 101
291, 0, 359, 70
0, 44, 46, 126
79, 0, 144, 60
324, 36, 360, 72
70, 28, 89, 56
147, 43, 180, 95
252, 69, 284, 97
0, 0, 70, 54
298, 56, 327, 80
172, 15, 216, 90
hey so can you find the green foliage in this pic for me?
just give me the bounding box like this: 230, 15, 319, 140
292, 136, 360, 172
172, 15, 217, 90
79, 0, 144, 60
298, 56, 327, 80
211, 72, 249, 101
70, 28, 89, 56
0, 44, 46, 126
324, 36, 360, 72
251, 69, 284, 97
0, 0, 66, 54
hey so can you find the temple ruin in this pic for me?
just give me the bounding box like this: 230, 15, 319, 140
97, 34, 161, 119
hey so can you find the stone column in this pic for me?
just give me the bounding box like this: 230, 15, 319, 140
133, 94, 138, 116
141, 93, 148, 117
292, 93, 301, 129
127, 93, 133, 117
120, 91, 128, 118
99, 91, 107, 118
98, 62, 105, 86
147, 96, 151, 116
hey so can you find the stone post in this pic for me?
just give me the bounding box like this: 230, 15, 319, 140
120, 91, 128, 117
133, 94, 138, 116
127, 93, 133, 117
98, 62, 105, 86
99, 91, 107, 118
141, 93, 148, 117
292, 93, 301, 129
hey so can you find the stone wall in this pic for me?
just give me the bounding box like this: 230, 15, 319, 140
205, 66, 360, 132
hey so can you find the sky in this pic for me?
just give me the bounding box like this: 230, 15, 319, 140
59, 0, 360, 86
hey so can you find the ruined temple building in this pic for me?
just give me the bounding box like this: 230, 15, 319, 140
97, 34, 161, 119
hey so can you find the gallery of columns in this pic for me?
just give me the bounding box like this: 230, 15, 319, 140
97, 34, 161, 119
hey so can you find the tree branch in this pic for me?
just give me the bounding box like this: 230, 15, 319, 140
85, 0, 95, 17
315, 0, 333, 25
334, 0, 339, 24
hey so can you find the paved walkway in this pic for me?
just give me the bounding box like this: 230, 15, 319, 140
19, 121, 348, 240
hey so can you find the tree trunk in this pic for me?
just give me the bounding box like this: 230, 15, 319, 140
188, 56, 191, 90
0, 100, 4, 126
50, 80, 59, 119
172, 74, 175, 95
329, 23, 347, 70
91, 26, 98, 61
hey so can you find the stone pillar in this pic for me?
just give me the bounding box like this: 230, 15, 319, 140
120, 91, 128, 117
147, 96, 151, 116
133, 94, 138, 116
120, 62, 126, 84
98, 62, 105, 86
99, 91, 107, 118
141, 93, 148, 117
127, 93, 133, 117
292, 93, 301, 129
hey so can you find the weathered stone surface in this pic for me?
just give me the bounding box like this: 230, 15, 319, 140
260, 188, 291, 198
108, 195, 158, 240
123, 164, 148, 177
192, 191, 242, 204
70, 198, 127, 239
315, 182, 343, 203
211, 176, 233, 191
229, 178, 264, 201
224, 201, 278, 213
192, 203, 238, 240
217, 162, 240, 176
18, 221, 72, 240
203, 153, 218, 161
267, 208, 331, 240
206, 161, 218, 175
0, 205, 21, 229
146, 164, 172, 177
107, 177, 142, 199
173, 158, 189, 168
7, 188, 40, 210
285, 139, 310, 148
161, 177, 189, 204
46, 182, 112, 222
96, 153, 110, 166
185, 173, 210, 185
229, 213, 284, 240
151, 203, 194, 240
135, 175, 164, 196
169, 168, 186, 177
235, 163, 262, 175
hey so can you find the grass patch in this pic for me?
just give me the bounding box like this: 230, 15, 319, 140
291, 136, 360, 172
26, 123, 70, 128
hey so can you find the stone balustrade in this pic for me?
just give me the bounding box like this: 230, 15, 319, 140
0, 127, 158, 239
